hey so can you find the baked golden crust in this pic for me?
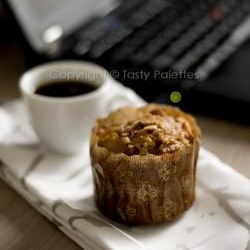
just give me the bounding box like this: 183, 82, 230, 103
90, 104, 201, 225
96, 104, 200, 155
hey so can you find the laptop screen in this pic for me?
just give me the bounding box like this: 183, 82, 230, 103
7, 0, 118, 52
26, 0, 70, 18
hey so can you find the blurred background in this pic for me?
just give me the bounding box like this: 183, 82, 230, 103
1, 0, 250, 124
0, 0, 25, 100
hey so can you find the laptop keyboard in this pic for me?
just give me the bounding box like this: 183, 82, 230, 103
72, 0, 250, 81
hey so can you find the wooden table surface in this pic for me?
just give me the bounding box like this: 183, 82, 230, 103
0, 42, 250, 250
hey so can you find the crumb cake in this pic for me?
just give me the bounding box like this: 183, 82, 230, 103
90, 104, 201, 225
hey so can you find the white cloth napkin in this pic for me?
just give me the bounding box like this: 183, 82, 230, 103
0, 81, 249, 250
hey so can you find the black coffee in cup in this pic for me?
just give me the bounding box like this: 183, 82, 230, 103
35, 81, 97, 97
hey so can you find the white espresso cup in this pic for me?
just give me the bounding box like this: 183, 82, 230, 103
19, 61, 130, 155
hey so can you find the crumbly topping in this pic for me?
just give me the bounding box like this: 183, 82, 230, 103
95, 104, 200, 156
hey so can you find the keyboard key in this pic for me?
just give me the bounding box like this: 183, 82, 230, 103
209, 5, 224, 22
127, 0, 170, 28
150, 17, 214, 68
150, 0, 240, 69
89, 0, 170, 58
196, 14, 250, 80
172, 7, 248, 71
111, 0, 191, 62
130, 1, 216, 65
90, 24, 132, 57
74, 16, 122, 55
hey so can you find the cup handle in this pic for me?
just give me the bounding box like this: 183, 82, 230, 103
105, 83, 146, 113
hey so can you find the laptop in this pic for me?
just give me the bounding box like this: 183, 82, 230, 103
4, 0, 250, 124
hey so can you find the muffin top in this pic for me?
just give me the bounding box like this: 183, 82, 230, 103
94, 104, 201, 156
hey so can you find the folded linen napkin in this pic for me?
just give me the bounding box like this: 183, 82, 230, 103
0, 81, 249, 250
